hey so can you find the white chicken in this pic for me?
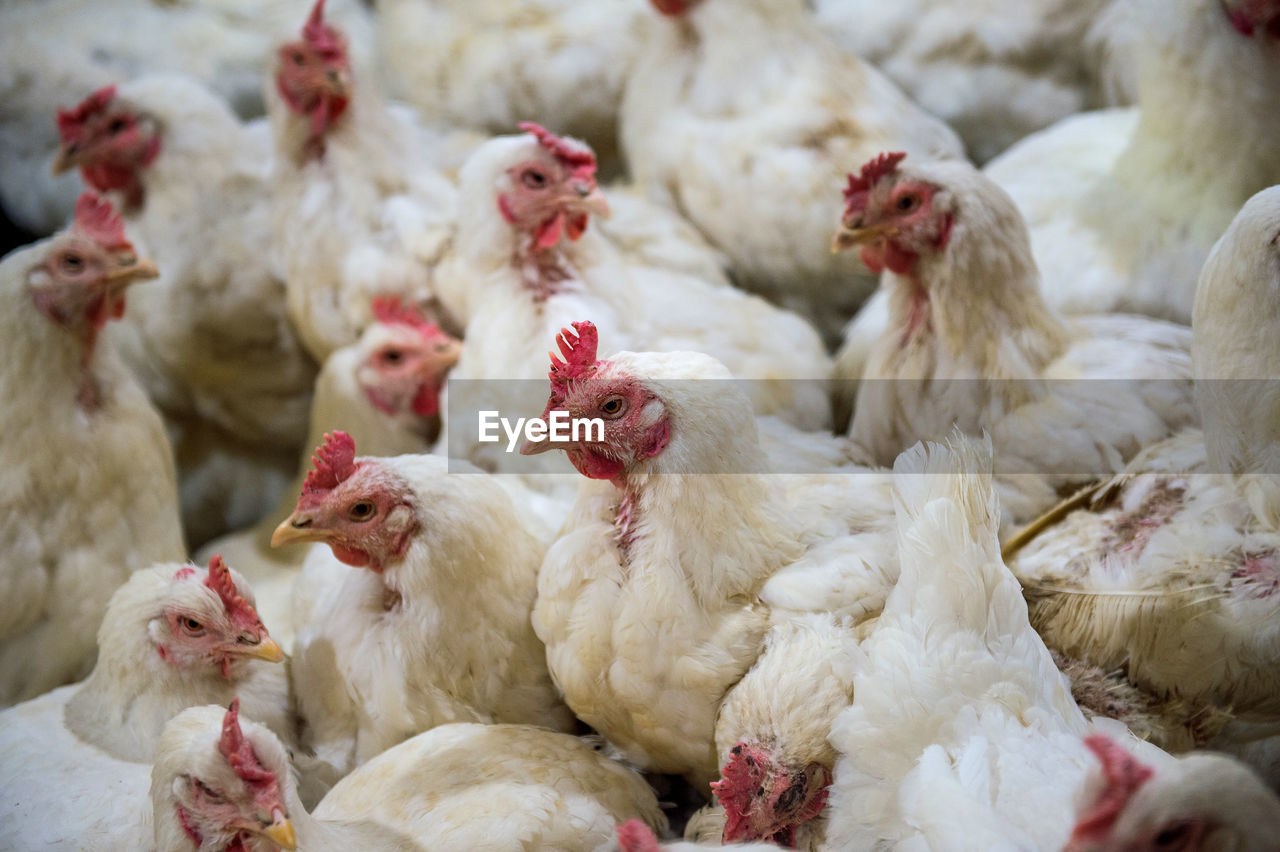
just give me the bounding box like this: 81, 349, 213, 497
438, 124, 834, 479
813, 0, 1123, 164
0, 191, 184, 704
1004, 187, 1280, 736
51, 76, 319, 545
270, 432, 575, 774
195, 297, 461, 648
0, 557, 287, 850
0, 0, 375, 235
375, 0, 644, 177
983, 0, 1280, 323
153, 702, 666, 851
826, 436, 1280, 850
267, 0, 467, 363
522, 321, 899, 788
620, 0, 966, 341
833, 152, 1196, 527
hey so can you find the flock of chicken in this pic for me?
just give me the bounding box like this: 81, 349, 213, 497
0, 0, 1278, 849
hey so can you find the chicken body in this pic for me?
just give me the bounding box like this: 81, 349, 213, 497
838, 157, 1195, 527
375, 0, 643, 177
529, 330, 897, 787
983, 0, 1280, 323
1006, 188, 1280, 730
620, 0, 965, 341
276, 448, 574, 774
814, 0, 1122, 164
154, 705, 665, 852
827, 437, 1280, 851
0, 207, 184, 704
0, 561, 287, 849
267, 6, 464, 362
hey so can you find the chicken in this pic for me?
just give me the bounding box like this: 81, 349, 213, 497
267, 0, 466, 363
1003, 187, 1280, 739
522, 321, 899, 788
0, 0, 375, 235
270, 432, 574, 774
0, 557, 286, 850
0, 191, 184, 704
619, 0, 966, 342
375, 0, 644, 178
153, 702, 665, 851
613, 818, 781, 851
813, 0, 1123, 164
438, 124, 834, 479
826, 436, 1280, 850
833, 153, 1196, 527
52, 76, 319, 546
195, 297, 461, 648
982, 0, 1280, 323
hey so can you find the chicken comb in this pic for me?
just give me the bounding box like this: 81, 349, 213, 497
547, 322, 601, 399
302, 0, 346, 57
72, 191, 133, 252
301, 431, 358, 501
56, 85, 116, 144
204, 554, 263, 633
710, 743, 769, 840
370, 295, 447, 339
219, 699, 275, 785
842, 151, 907, 217
615, 819, 662, 852
518, 122, 597, 179
1069, 735, 1155, 843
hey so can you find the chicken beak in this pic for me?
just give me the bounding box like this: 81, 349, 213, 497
519, 435, 559, 456
422, 338, 463, 375
831, 221, 897, 253
103, 258, 160, 285
570, 183, 611, 220
270, 513, 331, 548
262, 814, 297, 850
241, 635, 285, 664
51, 144, 82, 176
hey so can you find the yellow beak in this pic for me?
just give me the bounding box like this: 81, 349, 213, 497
270, 513, 331, 549
262, 816, 297, 850
240, 636, 285, 664
831, 221, 898, 253
51, 144, 82, 176
104, 258, 160, 284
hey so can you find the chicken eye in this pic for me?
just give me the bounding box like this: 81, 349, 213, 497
599, 396, 627, 418
107, 117, 127, 135
1153, 822, 1192, 849
180, 617, 205, 635
521, 169, 548, 189
381, 348, 403, 364
59, 252, 85, 274
291, 50, 306, 66
348, 500, 377, 521
896, 193, 919, 212
194, 779, 224, 803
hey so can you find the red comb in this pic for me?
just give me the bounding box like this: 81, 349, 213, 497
711, 743, 768, 841
302, 0, 346, 57
1070, 735, 1155, 844
72, 192, 132, 251
518, 122, 597, 179
547, 322, 601, 399
219, 699, 275, 785
56, 85, 115, 145
615, 819, 662, 852
204, 555, 263, 633
370, 295, 448, 340
842, 151, 907, 217
301, 431, 358, 502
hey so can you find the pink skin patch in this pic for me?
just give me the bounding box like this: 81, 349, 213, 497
276, 0, 351, 151
56, 88, 160, 208
616, 819, 662, 852
496, 124, 601, 253
650, 0, 694, 14
1068, 735, 1155, 847
1233, 551, 1280, 598
364, 296, 459, 418
1222, 0, 1280, 36
712, 742, 832, 847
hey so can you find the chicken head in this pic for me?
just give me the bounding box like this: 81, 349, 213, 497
155, 557, 284, 681
167, 700, 297, 852
1063, 734, 1280, 852
53, 85, 160, 208
496, 123, 610, 251
711, 742, 831, 847
270, 431, 418, 572
1221, 0, 1280, 37
356, 296, 461, 420
831, 151, 954, 277
276, 0, 352, 144
520, 321, 672, 481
